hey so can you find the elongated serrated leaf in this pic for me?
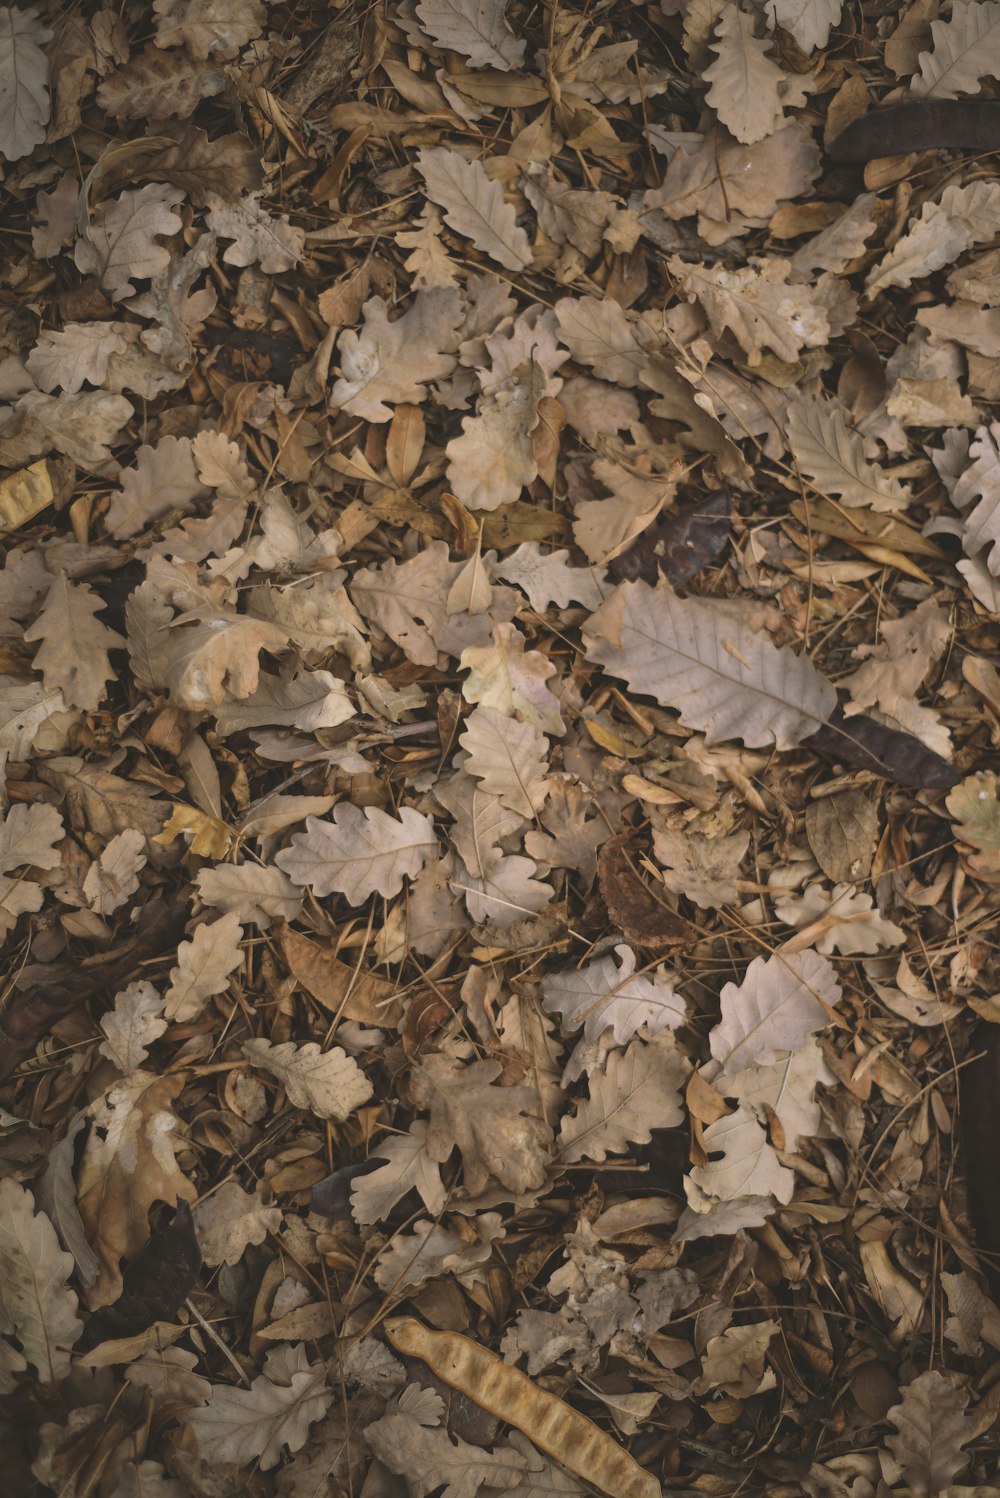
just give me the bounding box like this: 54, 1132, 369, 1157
417, 147, 531, 272
584, 581, 836, 749
276, 804, 439, 904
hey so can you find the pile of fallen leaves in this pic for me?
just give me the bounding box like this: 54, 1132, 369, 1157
3, 0, 1000, 1492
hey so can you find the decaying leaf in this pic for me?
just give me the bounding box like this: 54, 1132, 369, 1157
186, 1343, 332, 1469
243, 1038, 373, 1121
0, 1178, 81, 1391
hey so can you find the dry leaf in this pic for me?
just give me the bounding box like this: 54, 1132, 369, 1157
704, 7, 787, 145
0, 7, 51, 162
415, 0, 525, 70
242, 1037, 374, 1120
153, 0, 266, 58
98, 981, 167, 1075
417, 147, 532, 272
193, 1182, 281, 1267
24, 574, 126, 711
276, 803, 439, 903
557, 1031, 688, 1163
410, 1051, 551, 1194
74, 184, 185, 301
163, 910, 243, 1022
543, 945, 685, 1044
585, 581, 836, 749
459, 704, 550, 816
332, 290, 463, 422
885, 1370, 972, 1495
186, 1343, 331, 1470
0, 1178, 81, 1391
787, 399, 912, 512
710, 949, 841, 1079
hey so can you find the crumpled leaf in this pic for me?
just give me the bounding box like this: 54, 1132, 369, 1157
204, 190, 305, 274
415, 0, 525, 70
332, 290, 463, 422
585, 580, 836, 750
242, 1037, 374, 1121
153, 0, 266, 58
193, 1181, 281, 1267
651, 825, 748, 909
866, 182, 1000, 297
186, 1343, 332, 1470
445, 360, 545, 510
410, 1051, 551, 1195
0, 1178, 81, 1391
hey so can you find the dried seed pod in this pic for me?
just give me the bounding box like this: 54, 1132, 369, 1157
383, 1315, 661, 1498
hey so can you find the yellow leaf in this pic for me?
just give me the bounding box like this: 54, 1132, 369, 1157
154, 803, 235, 859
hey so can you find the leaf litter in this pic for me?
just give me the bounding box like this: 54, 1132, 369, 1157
1, 0, 1000, 1494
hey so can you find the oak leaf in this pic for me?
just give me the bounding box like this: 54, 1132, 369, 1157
107, 436, 209, 540
704, 7, 787, 145
0, 8, 49, 161
765, 0, 842, 52
417, 147, 532, 272
0, 801, 63, 873
163, 910, 244, 1022
350, 1121, 447, 1225
947, 771, 1000, 876
153, 0, 266, 58
193, 1181, 281, 1267
410, 1052, 551, 1195
76, 1070, 196, 1307
688, 1104, 795, 1207
543, 945, 685, 1045
557, 1031, 688, 1163
415, 0, 525, 70
910, 0, 1000, 98
205, 190, 305, 274
97, 47, 227, 120
365, 1409, 526, 1497
710, 949, 840, 1079
84, 828, 148, 915
195, 862, 303, 927
459, 704, 550, 816
460, 623, 563, 734
651, 825, 748, 909
24, 574, 126, 711
243, 1038, 374, 1120
186, 1343, 331, 1470
585, 581, 836, 750
277, 803, 439, 904
787, 399, 912, 512
445, 360, 545, 510
0, 1179, 81, 1391
98, 981, 167, 1076
74, 184, 185, 301
25, 322, 129, 396
162, 610, 290, 711
332, 290, 463, 422
885, 1370, 972, 1495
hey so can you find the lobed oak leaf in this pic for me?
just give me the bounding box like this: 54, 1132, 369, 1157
24, 574, 126, 712
0, 801, 63, 874
688, 1104, 795, 1206
543, 944, 685, 1045
652, 824, 748, 910
332, 289, 463, 421
842, 598, 950, 717
724, 1037, 835, 1150
0, 390, 133, 468
205, 190, 305, 274
242, 1037, 373, 1120
885, 1370, 972, 1495
765, 0, 842, 52
866, 181, 1000, 297
445, 360, 545, 510
710, 949, 841, 1079
460, 622, 564, 734
773, 881, 906, 954
214, 668, 355, 735
374, 1215, 507, 1295
704, 7, 787, 145
952, 420, 1000, 575
0, 1179, 81, 1391
585, 581, 836, 750
557, 1031, 688, 1163
96, 46, 227, 120
153, 0, 266, 58
108, 435, 210, 541
645, 120, 820, 229
523, 167, 618, 258
195, 862, 302, 927
38, 755, 167, 839
411, 1052, 551, 1195
162, 611, 289, 711
494, 542, 608, 611
416, 147, 532, 272
186, 1343, 331, 1470
910, 0, 1000, 98
98, 980, 167, 1075
667, 255, 841, 366
193, 1181, 281, 1267
365, 1409, 526, 1497
693, 1320, 778, 1399
84, 828, 148, 916
947, 771, 1000, 877
163, 910, 243, 1022
277, 803, 439, 904
350, 1121, 447, 1225
415, 0, 525, 70
459, 704, 550, 816
25, 322, 129, 396
453, 847, 554, 927
787, 398, 912, 513
0, 7, 50, 163
249, 574, 370, 670
74, 184, 185, 301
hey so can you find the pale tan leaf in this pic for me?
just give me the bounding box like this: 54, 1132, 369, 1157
523, 167, 617, 258
651, 825, 748, 909
186, 1343, 332, 1470
416, 147, 532, 272
108, 1460, 188, 1498
84, 828, 148, 916
459, 704, 550, 816
332, 289, 463, 422
96, 47, 227, 120
947, 771, 1000, 876
842, 597, 950, 715
885, 1370, 972, 1496
276, 803, 439, 903
910, 0, 1000, 97
0, 7, 51, 162
38, 755, 167, 839
74, 183, 185, 301
704, 7, 787, 144
24, 574, 126, 712
215, 669, 355, 735
415, 0, 525, 69
773, 881, 906, 954
0, 676, 65, 759
688, 1104, 795, 1204
952, 421, 1000, 574
445, 361, 544, 510
163, 910, 244, 1022
493, 542, 608, 611
667, 255, 841, 365
557, 1031, 688, 1164
107, 436, 209, 540
205, 190, 305, 274
350, 1121, 447, 1225
196, 861, 302, 927
765, 0, 842, 52
374, 1214, 506, 1294
710, 949, 840, 1079
693, 1320, 778, 1398
410, 1051, 551, 1194
396, 203, 461, 290
365, 1409, 527, 1496
125, 580, 174, 693
866, 182, 1000, 297
242, 1038, 373, 1120
248, 574, 370, 670
98, 980, 167, 1075
0, 801, 63, 874
153, 0, 266, 57
554, 295, 648, 387
0, 1179, 81, 1390
0, 390, 133, 467
787, 399, 912, 512
162, 612, 289, 711
25, 323, 129, 396
584, 581, 836, 750
193, 1181, 281, 1267
543, 944, 685, 1045
460, 622, 564, 734
0, 876, 42, 938
724, 1038, 835, 1150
